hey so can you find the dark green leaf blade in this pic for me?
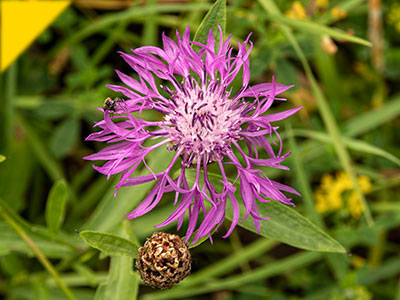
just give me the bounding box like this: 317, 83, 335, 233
267, 13, 371, 47
50, 118, 80, 159
187, 170, 346, 253
45, 179, 68, 234
293, 129, 400, 167
344, 96, 400, 137
193, 0, 226, 46
235, 200, 346, 253
94, 256, 138, 300
80, 230, 138, 258
93, 223, 138, 300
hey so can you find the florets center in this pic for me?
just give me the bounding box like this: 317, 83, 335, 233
163, 80, 242, 163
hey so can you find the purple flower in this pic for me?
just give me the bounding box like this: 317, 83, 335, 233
84, 26, 301, 243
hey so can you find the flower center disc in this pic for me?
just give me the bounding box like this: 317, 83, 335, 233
163, 82, 242, 163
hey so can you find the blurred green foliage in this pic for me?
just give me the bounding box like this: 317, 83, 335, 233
0, 0, 400, 299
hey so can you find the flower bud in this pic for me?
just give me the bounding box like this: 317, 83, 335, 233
136, 232, 191, 289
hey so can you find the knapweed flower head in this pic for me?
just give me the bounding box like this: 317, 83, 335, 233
85, 26, 301, 243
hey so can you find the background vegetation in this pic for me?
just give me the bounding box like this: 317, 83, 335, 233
0, 0, 399, 299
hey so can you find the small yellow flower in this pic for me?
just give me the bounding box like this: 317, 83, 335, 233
285, 1, 307, 20
331, 7, 347, 20
387, 4, 400, 32
316, 0, 329, 9
348, 192, 363, 218
358, 175, 372, 193
314, 171, 372, 218
351, 255, 366, 269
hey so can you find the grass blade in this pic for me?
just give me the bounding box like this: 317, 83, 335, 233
294, 129, 400, 167
344, 96, 400, 137
143, 252, 321, 300
82, 148, 174, 232
193, 0, 226, 46
46, 179, 68, 234
0, 198, 76, 300
258, 0, 374, 226
80, 230, 138, 258
94, 223, 139, 300
267, 13, 371, 47
286, 125, 322, 225
186, 170, 346, 253
57, 3, 212, 51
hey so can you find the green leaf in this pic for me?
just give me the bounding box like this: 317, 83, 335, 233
275, 57, 300, 89
73, 263, 98, 287
267, 13, 371, 47
188, 234, 210, 249
83, 147, 174, 232
357, 256, 400, 285
234, 201, 345, 253
183, 238, 277, 287
50, 118, 80, 159
0, 198, 78, 252
294, 129, 400, 167
45, 179, 68, 234
94, 224, 138, 300
34, 102, 74, 120
144, 252, 321, 300
344, 96, 400, 137
186, 226, 218, 249
186, 170, 346, 253
286, 126, 322, 226
0, 141, 32, 211
193, 0, 226, 46
95, 256, 138, 300
286, 125, 349, 281
317, 0, 364, 25
0, 222, 73, 258
0, 155, 6, 163
19, 116, 64, 182
258, 0, 374, 226
60, 3, 212, 49
80, 230, 138, 258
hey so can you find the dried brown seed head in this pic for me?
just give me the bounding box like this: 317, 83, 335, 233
136, 232, 191, 289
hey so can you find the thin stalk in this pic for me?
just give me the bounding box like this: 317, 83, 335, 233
5, 63, 17, 147
143, 252, 321, 300
286, 124, 349, 281
0, 202, 76, 300
286, 124, 322, 226
53, 3, 212, 55
229, 230, 251, 272
258, 0, 373, 226
167, 238, 275, 288
368, 0, 384, 73
0, 198, 78, 250
397, 279, 400, 300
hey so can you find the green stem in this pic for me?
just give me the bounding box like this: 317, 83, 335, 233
0, 198, 78, 250
258, 0, 373, 226
287, 124, 349, 281
286, 124, 322, 226
229, 230, 251, 273
0, 202, 76, 300
176, 238, 276, 287
143, 252, 321, 300
5, 63, 17, 148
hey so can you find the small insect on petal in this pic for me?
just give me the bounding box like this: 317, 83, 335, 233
103, 97, 124, 112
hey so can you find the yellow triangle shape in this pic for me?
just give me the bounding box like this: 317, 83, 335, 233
1, 0, 71, 72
